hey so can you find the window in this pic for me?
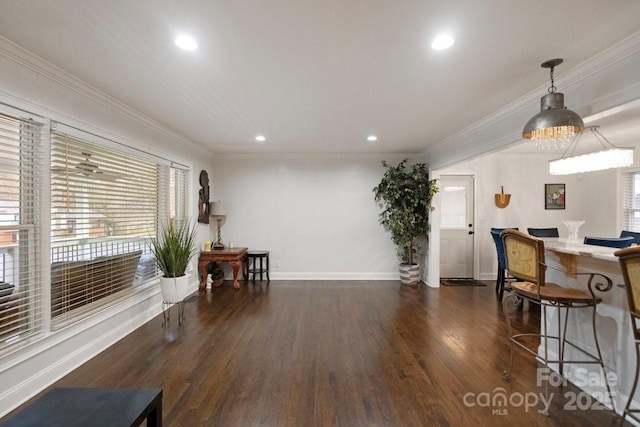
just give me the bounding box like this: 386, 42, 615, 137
623, 171, 640, 232
50, 125, 189, 326
0, 105, 190, 354
0, 112, 43, 350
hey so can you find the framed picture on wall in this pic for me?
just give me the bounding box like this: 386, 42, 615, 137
545, 183, 565, 210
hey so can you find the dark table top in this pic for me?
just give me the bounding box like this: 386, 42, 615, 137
0, 387, 162, 427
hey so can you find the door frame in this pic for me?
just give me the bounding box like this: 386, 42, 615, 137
427, 171, 478, 287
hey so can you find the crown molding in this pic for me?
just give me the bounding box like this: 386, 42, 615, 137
420, 30, 640, 164
0, 35, 210, 159
212, 151, 413, 161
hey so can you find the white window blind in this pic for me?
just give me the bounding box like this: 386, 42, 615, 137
50, 130, 161, 323
623, 172, 640, 231
0, 113, 43, 351
168, 166, 188, 223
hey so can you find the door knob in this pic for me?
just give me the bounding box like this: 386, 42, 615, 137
468, 231, 474, 235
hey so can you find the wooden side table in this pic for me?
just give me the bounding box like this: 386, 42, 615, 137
198, 247, 248, 290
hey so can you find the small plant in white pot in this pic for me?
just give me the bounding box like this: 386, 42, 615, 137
373, 159, 438, 285
150, 219, 198, 303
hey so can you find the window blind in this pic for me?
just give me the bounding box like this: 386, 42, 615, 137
0, 113, 43, 351
50, 131, 160, 322
623, 172, 640, 232
170, 166, 188, 223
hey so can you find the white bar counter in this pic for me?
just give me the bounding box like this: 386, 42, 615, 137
540, 238, 634, 414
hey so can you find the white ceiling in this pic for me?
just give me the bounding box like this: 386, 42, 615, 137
0, 0, 640, 154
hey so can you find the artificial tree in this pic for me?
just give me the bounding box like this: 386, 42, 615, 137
373, 159, 438, 266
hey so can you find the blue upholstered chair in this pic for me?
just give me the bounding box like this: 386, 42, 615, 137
621, 230, 640, 245
583, 236, 634, 248
490, 227, 518, 301
527, 227, 559, 238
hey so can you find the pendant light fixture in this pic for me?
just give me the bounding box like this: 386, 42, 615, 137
522, 58, 584, 150
549, 126, 634, 175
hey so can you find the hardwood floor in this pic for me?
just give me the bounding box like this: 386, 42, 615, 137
3, 280, 627, 426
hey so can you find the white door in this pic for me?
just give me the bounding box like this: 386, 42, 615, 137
440, 175, 474, 278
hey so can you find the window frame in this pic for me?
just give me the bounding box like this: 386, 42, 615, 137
0, 105, 48, 354
623, 169, 640, 233
48, 122, 190, 329
0, 102, 191, 356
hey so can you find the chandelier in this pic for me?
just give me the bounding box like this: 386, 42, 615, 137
549, 126, 634, 175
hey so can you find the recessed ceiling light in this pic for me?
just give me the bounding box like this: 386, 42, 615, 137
175, 35, 198, 51
255, 135, 266, 142
367, 135, 378, 142
431, 35, 454, 50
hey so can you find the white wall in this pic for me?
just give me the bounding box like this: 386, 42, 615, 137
210, 155, 404, 279
438, 151, 619, 280
0, 38, 215, 416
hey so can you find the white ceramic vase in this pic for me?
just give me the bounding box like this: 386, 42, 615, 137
562, 220, 585, 243
399, 264, 420, 285
160, 275, 189, 303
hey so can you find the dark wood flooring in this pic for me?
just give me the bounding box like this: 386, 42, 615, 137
3, 280, 628, 426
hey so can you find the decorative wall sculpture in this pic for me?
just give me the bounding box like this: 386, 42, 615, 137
198, 170, 210, 223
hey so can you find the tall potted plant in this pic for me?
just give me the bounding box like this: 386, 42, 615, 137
373, 159, 438, 285
150, 219, 198, 303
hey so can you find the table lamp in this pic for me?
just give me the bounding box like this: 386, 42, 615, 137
210, 201, 227, 249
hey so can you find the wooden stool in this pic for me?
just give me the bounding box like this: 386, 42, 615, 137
615, 246, 640, 425
501, 230, 615, 414
246, 250, 270, 282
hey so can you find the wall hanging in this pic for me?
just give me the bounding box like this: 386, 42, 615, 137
494, 186, 511, 208
198, 170, 210, 224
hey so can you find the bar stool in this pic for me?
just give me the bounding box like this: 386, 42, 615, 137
501, 229, 615, 413
614, 246, 640, 425
246, 250, 270, 282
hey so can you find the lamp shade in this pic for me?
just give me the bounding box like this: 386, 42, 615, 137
522, 92, 584, 142
210, 201, 227, 217
522, 59, 584, 150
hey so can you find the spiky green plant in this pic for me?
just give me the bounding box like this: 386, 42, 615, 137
150, 219, 198, 278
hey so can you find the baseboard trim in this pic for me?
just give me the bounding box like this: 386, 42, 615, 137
0, 287, 165, 419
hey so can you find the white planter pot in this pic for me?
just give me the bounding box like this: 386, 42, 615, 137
160, 275, 189, 303
399, 264, 420, 285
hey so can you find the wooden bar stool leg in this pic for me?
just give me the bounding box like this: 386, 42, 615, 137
266, 254, 270, 281
620, 341, 640, 426
252, 256, 256, 282
259, 256, 264, 281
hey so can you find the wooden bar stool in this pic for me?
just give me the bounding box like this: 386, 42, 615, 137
614, 246, 640, 425
246, 250, 270, 282
501, 229, 615, 414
